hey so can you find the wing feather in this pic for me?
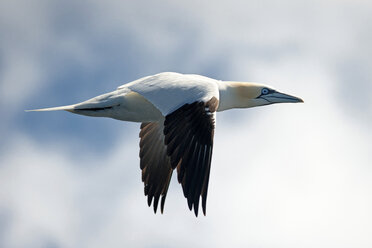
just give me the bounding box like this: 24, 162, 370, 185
164, 97, 218, 216
139, 122, 173, 214
133, 72, 220, 216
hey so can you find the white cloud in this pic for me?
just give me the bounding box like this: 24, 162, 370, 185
0, 0, 49, 108
2, 67, 372, 247
1, 0, 372, 247
211, 61, 372, 247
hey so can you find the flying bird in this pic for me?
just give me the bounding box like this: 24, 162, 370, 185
28, 72, 303, 216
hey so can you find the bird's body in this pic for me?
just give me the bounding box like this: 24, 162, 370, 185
29, 72, 303, 216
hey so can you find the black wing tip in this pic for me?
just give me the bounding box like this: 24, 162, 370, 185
147, 195, 153, 207
189, 204, 207, 217
147, 194, 168, 215
148, 191, 208, 217
160, 194, 166, 214
194, 205, 199, 217
186, 198, 208, 217
153, 196, 160, 213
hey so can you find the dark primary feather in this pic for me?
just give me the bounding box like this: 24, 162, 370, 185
139, 122, 173, 214
164, 97, 218, 216
138, 97, 218, 216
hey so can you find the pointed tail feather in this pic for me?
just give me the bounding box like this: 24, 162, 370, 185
26, 90, 126, 115
25, 105, 75, 112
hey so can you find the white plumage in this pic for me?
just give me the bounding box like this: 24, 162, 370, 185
126, 72, 219, 115
28, 72, 303, 216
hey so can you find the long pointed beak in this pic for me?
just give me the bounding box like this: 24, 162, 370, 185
263, 92, 304, 103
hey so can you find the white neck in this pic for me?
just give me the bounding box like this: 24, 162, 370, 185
216, 81, 236, 111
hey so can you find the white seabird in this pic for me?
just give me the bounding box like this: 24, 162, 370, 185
28, 72, 303, 216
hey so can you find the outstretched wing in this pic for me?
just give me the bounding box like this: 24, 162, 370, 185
164, 97, 219, 216
138, 97, 219, 216
139, 121, 173, 213
133, 73, 220, 216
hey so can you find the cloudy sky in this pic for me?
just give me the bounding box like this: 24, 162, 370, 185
1, 0, 371, 247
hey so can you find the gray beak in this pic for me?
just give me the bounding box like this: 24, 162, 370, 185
262, 92, 304, 103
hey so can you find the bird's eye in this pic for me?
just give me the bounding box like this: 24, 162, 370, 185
261, 88, 269, 95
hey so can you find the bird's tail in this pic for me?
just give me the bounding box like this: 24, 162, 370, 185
25, 90, 124, 117
25, 105, 75, 112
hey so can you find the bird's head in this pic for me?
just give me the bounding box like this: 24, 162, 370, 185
219, 81, 303, 110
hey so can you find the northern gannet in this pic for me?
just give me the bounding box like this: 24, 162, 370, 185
28, 72, 303, 216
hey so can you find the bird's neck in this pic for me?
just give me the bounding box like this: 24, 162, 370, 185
217, 81, 262, 111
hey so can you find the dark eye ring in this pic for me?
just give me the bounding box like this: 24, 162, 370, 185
261, 88, 269, 95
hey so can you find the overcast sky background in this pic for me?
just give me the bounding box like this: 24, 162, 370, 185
1, 0, 372, 247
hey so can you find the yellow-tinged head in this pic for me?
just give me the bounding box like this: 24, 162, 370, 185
217, 81, 303, 111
